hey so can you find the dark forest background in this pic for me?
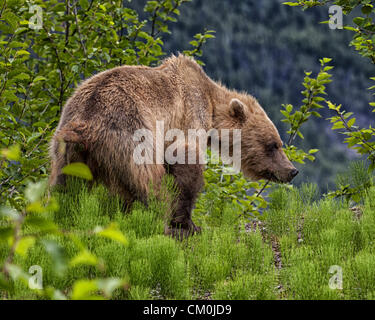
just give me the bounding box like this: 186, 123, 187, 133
131, 0, 374, 192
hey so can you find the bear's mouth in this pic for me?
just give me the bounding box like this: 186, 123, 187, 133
259, 170, 282, 183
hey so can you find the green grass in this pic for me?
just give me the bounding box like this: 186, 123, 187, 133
2, 180, 375, 300
269, 184, 375, 300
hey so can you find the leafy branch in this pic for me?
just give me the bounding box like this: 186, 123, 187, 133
327, 101, 375, 170
255, 58, 334, 199
183, 30, 216, 65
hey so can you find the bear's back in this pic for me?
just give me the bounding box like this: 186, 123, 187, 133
64, 65, 178, 120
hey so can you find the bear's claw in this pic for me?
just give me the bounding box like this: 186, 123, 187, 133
164, 222, 201, 240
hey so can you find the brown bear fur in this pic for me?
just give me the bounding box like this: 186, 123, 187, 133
49, 54, 297, 238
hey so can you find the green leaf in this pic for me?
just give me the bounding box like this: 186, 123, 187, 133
322, 57, 332, 64
24, 216, 58, 234
97, 278, 127, 297
94, 223, 128, 246
332, 122, 345, 130
15, 50, 30, 56
3, 11, 19, 30
347, 118, 356, 128
25, 180, 47, 203
5, 264, 30, 285
80, 0, 90, 10
3, 90, 19, 102
42, 240, 68, 275
33, 76, 47, 82
70, 250, 98, 267
311, 111, 322, 118
14, 73, 30, 81
71, 279, 101, 300
353, 17, 365, 26
62, 162, 93, 180
1, 144, 20, 161
26, 201, 45, 213
282, 2, 300, 6
14, 27, 28, 35
15, 236, 36, 257
0, 206, 20, 221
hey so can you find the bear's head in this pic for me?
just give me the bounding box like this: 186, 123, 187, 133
215, 95, 298, 183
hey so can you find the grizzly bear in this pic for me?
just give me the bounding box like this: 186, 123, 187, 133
49, 54, 298, 239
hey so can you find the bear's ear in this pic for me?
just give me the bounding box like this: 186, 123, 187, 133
229, 98, 247, 123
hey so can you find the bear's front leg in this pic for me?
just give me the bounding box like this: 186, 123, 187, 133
165, 161, 204, 240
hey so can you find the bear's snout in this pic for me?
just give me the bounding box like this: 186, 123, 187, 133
287, 168, 299, 182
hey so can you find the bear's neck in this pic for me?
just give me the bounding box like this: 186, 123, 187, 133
206, 80, 239, 131
171, 56, 240, 131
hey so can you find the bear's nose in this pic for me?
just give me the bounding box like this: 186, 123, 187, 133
289, 169, 299, 180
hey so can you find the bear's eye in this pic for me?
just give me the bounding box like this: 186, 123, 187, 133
265, 142, 279, 154
270, 142, 279, 150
